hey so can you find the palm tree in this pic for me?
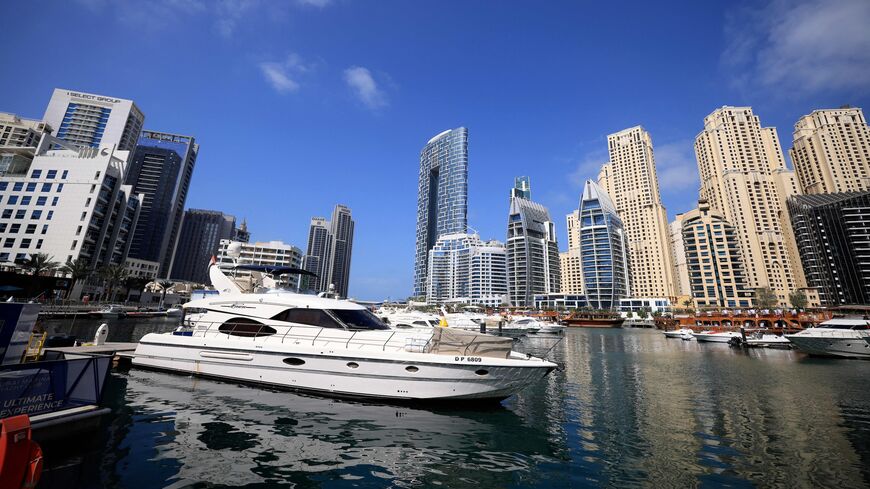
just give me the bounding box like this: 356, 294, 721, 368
99, 264, 130, 302
754, 287, 778, 309
60, 258, 92, 299
22, 253, 58, 276
122, 277, 150, 302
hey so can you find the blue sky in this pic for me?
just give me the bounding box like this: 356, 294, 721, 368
2, 0, 869, 300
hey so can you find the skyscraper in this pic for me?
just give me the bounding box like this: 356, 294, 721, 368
695, 106, 805, 305
426, 233, 507, 307
560, 210, 583, 294
506, 178, 560, 306
126, 131, 198, 278
302, 205, 355, 297
787, 191, 870, 306
302, 217, 333, 292
329, 204, 354, 298
669, 215, 691, 298
790, 107, 870, 195
681, 199, 753, 308
43, 89, 145, 151
169, 209, 236, 284
0, 134, 142, 298
578, 180, 630, 310
414, 127, 468, 297
598, 126, 676, 298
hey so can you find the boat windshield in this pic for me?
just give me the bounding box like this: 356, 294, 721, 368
819, 323, 868, 330
330, 309, 391, 330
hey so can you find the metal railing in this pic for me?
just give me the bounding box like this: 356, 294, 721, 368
179, 319, 436, 353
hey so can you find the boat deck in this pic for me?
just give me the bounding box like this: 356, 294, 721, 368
45, 342, 139, 357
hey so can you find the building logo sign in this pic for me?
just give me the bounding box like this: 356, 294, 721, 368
67, 91, 122, 104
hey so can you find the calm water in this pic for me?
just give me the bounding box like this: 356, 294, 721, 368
36, 319, 870, 488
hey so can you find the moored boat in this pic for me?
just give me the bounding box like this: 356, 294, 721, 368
663, 328, 694, 339
693, 331, 742, 343
561, 312, 624, 328
132, 263, 557, 402
785, 318, 870, 359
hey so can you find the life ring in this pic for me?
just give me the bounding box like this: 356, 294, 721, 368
21, 440, 42, 489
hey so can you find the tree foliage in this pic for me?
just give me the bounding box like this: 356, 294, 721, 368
788, 290, 808, 310
22, 253, 58, 276
754, 287, 778, 309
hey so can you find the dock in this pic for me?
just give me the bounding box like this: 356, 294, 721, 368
45, 342, 138, 357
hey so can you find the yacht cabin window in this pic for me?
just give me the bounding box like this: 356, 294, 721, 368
272, 308, 342, 329
329, 309, 391, 331
219, 318, 277, 337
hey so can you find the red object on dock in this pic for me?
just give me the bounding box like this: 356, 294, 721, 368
0, 415, 43, 489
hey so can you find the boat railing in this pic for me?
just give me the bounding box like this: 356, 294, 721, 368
179, 320, 434, 352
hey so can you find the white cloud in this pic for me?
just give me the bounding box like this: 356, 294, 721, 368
567, 148, 608, 187
258, 54, 312, 93
297, 0, 331, 7
722, 0, 870, 94
655, 140, 699, 191
74, 0, 332, 37
343, 66, 388, 110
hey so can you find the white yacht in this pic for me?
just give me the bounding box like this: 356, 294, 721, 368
693, 330, 742, 343
501, 317, 542, 334
663, 328, 694, 339
132, 264, 556, 402
745, 332, 792, 348
785, 318, 870, 359
377, 309, 441, 331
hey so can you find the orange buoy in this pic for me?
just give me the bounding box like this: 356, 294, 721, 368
0, 415, 43, 489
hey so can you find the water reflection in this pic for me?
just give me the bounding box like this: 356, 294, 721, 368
34, 321, 870, 488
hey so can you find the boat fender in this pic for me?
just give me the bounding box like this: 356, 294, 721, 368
94, 323, 109, 346
0, 415, 43, 489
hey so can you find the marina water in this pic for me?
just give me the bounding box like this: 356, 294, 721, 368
39, 318, 870, 488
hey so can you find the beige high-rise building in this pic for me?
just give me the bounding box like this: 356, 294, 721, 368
598, 126, 677, 298
560, 210, 583, 294
669, 214, 691, 298
790, 107, 870, 194
559, 250, 583, 294
694, 106, 805, 305
566, 210, 580, 250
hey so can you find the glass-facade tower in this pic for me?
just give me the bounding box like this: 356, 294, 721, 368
414, 128, 468, 297
579, 180, 630, 310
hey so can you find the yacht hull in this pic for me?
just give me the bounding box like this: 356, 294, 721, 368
132, 336, 555, 401
693, 332, 740, 343
785, 336, 870, 359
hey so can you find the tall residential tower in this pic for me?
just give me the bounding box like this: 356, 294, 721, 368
125, 130, 198, 277
413, 128, 468, 297
790, 107, 870, 195
694, 106, 805, 305
598, 126, 676, 298
506, 178, 560, 306
578, 180, 630, 310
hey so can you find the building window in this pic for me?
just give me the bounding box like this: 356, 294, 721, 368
1, 210, 11, 219
51, 197, 58, 206
8, 196, 18, 205
35, 239, 42, 250
61, 170, 68, 179
41, 225, 48, 234
12, 183, 22, 191
9, 224, 20, 233
25, 224, 35, 234
30, 170, 41, 179
46, 170, 57, 179
46, 211, 53, 220
57, 184, 64, 192
3, 238, 14, 248
20, 239, 31, 249
0, 183, 6, 191
36, 197, 46, 206
25, 183, 36, 192
31, 210, 42, 219
20, 196, 31, 206
14, 210, 25, 219
41, 183, 51, 192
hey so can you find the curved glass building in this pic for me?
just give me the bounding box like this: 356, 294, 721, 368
579, 180, 630, 310
414, 128, 468, 296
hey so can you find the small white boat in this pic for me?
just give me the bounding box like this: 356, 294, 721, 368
165, 307, 183, 317
693, 331, 742, 343
92, 304, 126, 318
745, 333, 792, 348
680, 330, 694, 341
664, 328, 694, 339
534, 322, 566, 335
785, 318, 870, 359
501, 317, 542, 334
